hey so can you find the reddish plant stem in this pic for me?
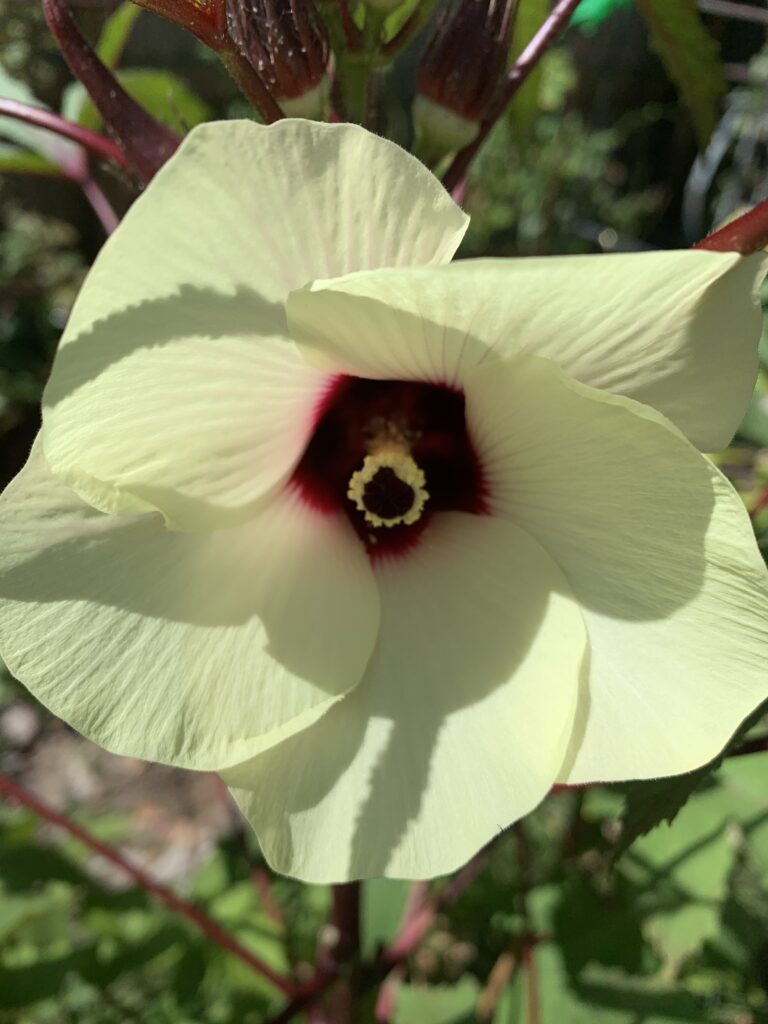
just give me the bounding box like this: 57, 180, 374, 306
0, 773, 296, 997
331, 0, 363, 51
727, 734, 768, 758
381, 835, 503, 968
327, 882, 362, 1023
43, 0, 179, 182
80, 176, 120, 233
331, 882, 361, 962
374, 964, 404, 1023
694, 197, 768, 254
442, 0, 583, 195
128, 0, 229, 45
0, 97, 126, 169
264, 969, 338, 1024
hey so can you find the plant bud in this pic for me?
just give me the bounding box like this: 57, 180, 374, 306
415, 0, 514, 162
226, 0, 332, 119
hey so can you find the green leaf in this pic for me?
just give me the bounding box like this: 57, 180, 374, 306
615, 696, 768, 855
361, 879, 411, 959
507, 945, 706, 1023
0, 65, 84, 176
553, 873, 646, 976
394, 976, 480, 1024
0, 143, 61, 177
507, 0, 549, 140
633, 0, 726, 148
61, 68, 211, 135
737, 368, 768, 446
96, 2, 142, 69
382, 0, 434, 44
622, 755, 768, 966
570, 0, 632, 32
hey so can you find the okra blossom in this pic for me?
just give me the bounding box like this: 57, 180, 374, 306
1, 120, 768, 882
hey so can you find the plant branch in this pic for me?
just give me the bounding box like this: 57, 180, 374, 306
0, 773, 296, 997
43, 0, 179, 182
442, 0, 583, 195
263, 969, 338, 1024
0, 97, 127, 169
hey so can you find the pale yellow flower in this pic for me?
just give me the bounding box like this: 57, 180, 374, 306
1, 121, 767, 882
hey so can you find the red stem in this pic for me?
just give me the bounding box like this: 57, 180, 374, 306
43, 0, 179, 182
694, 197, 768, 254
442, 0, 583, 194
331, 882, 361, 962
80, 176, 120, 233
0, 773, 296, 997
0, 97, 126, 170
264, 970, 338, 1024
332, 0, 363, 51
727, 734, 768, 758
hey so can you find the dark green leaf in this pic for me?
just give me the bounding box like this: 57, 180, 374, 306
507, 0, 549, 140
615, 695, 768, 855
394, 976, 480, 1024
96, 2, 143, 69
633, 0, 726, 148
61, 69, 211, 135
361, 879, 411, 959
0, 66, 84, 176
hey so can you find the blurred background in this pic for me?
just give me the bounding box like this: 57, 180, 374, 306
2, 1, 768, 1021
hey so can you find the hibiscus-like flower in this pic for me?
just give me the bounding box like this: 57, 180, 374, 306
1, 121, 767, 883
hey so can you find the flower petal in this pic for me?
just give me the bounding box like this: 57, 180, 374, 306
466, 356, 768, 783
44, 302, 328, 528
287, 251, 765, 451
0, 443, 379, 770
43, 119, 468, 527
224, 512, 586, 882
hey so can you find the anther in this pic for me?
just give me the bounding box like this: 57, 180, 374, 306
347, 446, 429, 528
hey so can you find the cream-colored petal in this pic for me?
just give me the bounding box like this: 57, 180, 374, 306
225, 512, 586, 882
43, 119, 468, 527
466, 356, 768, 783
0, 443, 379, 770
43, 292, 328, 529
287, 251, 765, 451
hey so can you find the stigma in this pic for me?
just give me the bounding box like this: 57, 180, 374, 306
347, 445, 430, 528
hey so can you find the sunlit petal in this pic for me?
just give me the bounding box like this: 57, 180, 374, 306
467, 356, 768, 782
0, 443, 379, 769
288, 251, 764, 451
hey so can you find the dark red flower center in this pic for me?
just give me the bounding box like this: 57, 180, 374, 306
291, 376, 487, 557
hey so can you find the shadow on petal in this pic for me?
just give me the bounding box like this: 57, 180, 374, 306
228, 513, 587, 881
44, 284, 286, 408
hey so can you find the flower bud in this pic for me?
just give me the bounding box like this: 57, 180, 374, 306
225, 0, 332, 120
414, 0, 514, 163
